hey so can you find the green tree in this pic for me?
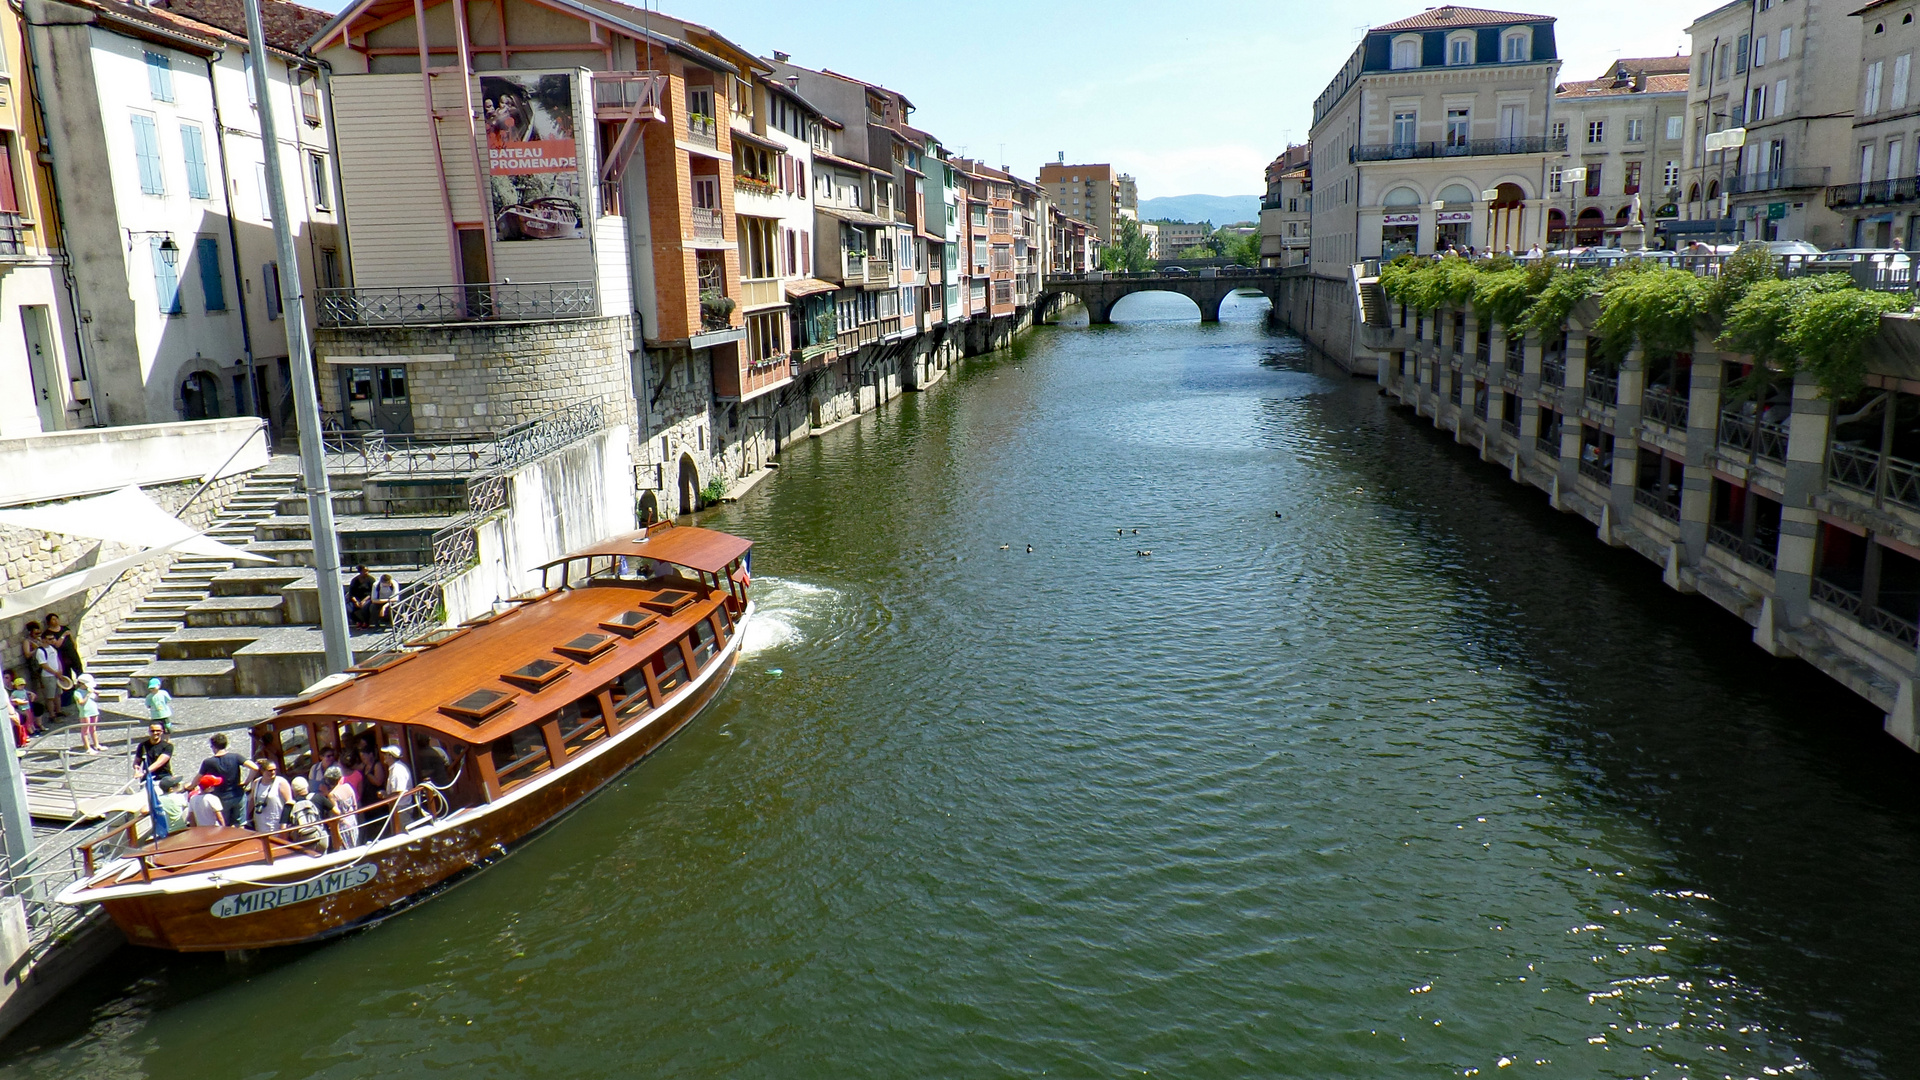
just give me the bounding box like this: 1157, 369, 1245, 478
1224, 232, 1261, 267
1099, 217, 1154, 272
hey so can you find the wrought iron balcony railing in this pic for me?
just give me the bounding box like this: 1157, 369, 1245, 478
1828, 443, 1920, 512
1717, 409, 1790, 463
1724, 167, 1830, 195
1828, 175, 1920, 208
1642, 387, 1689, 429
1351, 134, 1566, 163
1585, 370, 1619, 405
1634, 487, 1681, 522
317, 281, 596, 326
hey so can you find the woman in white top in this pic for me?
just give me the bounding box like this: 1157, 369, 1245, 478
248, 759, 293, 832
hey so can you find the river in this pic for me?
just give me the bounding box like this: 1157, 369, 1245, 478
6, 291, 1920, 1079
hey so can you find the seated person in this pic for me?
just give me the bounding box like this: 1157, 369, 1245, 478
372, 574, 399, 627
346, 566, 376, 628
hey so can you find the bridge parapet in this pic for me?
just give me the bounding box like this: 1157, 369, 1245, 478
1038, 267, 1285, 325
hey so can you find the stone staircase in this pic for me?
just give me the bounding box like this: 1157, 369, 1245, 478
85, 466, 301, 700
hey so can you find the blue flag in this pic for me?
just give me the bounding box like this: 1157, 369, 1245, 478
145, 774, 169, 841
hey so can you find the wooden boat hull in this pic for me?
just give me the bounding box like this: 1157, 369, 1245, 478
88, 621, 744, 952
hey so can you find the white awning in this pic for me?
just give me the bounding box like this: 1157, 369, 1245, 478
0, 486, 270, 617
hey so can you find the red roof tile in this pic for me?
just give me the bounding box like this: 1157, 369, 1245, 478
1373, 5, 1549, 31
154, 0, 330, 52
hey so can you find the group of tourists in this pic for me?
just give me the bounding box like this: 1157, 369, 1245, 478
140, 726, 428, 855
5, 614, 104, 752
346, 566, 400, 630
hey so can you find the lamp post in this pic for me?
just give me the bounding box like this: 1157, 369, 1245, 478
1431, 199, 1445, 254
1480, 188, 1500, 253
242, 0, 352, 674
1564, 168, 1587, 249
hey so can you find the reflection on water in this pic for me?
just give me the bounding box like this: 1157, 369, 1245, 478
5, 291, 1920, 1080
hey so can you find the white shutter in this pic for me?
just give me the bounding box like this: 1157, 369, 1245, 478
1894, 54, 1912, 110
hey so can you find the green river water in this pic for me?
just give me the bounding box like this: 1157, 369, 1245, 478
4, 292, 1920, 1078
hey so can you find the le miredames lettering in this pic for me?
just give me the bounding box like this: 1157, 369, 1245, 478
210, 864, 378, 919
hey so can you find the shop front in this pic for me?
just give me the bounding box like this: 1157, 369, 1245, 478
1382, 212, 1420, 257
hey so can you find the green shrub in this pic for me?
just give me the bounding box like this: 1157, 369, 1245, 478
1786, 289, 1907, 398
1708, 243, 1781, 316
1591, 266, 1708, 368
1521, 267, 1599, 336
1716, 275, 1852, 371
1471, 267, 1535, 330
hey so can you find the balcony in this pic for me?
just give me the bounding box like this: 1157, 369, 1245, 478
1642, 386, 1689, 429
864, 257, 894, 286
1829, 175, 1920, 208
687, 114, 719, 149
592, 72, 666, 122
1584, 370, 1619, 406
1634, 486, 1681, 522
1718, 409, 1789, 463
1541, 354, 1566, 386
734, 176, 778, 199
1812, 577, 1920, 648
1725, 167, 1829, 195
691, 207, 723, 239
1351, 134, 1566, 163
1828, 443, 1920, 513
317, 281, 596, 327
739, 278, 783, 311
1708, 523, 1778, 572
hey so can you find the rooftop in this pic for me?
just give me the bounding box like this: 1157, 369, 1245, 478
1373, 5, 1550, 31
1556, 73, 1689, 97
154, 0, 329, 52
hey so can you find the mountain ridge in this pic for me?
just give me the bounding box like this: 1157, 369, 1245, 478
1139, 194, 1261, 226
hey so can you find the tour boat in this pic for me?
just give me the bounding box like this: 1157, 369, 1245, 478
57, 523, 753, 952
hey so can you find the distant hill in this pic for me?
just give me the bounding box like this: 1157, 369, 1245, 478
1139, 194, 1260, 226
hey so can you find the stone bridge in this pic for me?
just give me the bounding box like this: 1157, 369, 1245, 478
1039, 268, 1287, 324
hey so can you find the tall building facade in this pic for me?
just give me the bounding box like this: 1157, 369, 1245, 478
1038, 161, 1121, 241
1549, 57, 1690, 246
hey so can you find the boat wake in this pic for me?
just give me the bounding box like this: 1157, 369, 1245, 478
740, 577, 840, 657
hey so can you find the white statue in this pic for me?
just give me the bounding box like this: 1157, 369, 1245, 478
1631, 193, 1643, 225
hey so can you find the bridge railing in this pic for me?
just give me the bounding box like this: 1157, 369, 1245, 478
1043, 267, 1286, 284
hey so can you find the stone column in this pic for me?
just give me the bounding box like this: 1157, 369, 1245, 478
1517, 328, 1542, 460
1770, 373, 1831, 630
1554, 327, 1587, 504
1612, 350, 1646, 525
1678, 344, 1722, 563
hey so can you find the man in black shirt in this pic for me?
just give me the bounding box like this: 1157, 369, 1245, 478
132, 724, 173, 780
199, 731, 248, 827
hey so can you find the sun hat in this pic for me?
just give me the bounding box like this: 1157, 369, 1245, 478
380, 744, 403, 756
291, 776, 310, 795
10, 679, 21, 689
198, 774, 222, 788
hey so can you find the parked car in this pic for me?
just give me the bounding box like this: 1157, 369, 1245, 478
1809, 247, 1912, 283
1756, 239, 1823, 257
1161, 266, 1191, 275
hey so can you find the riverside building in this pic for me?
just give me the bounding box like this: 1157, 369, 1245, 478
1259, 143, 1311, 267
1829, 0, 1920, 248
1549, 57, 1690, 247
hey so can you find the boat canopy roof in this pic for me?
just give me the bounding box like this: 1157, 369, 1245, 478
541, 525, 751, 576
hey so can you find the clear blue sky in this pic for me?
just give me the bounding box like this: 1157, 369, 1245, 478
317, 1, 1698, 199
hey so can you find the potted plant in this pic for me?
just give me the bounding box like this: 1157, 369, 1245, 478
700, 290, 735, 331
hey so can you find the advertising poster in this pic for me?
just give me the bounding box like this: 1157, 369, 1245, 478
482, 73, 585, 242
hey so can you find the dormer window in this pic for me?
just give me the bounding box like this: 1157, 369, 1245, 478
1447, 33, 1474, 66
1392, 35, 1421, 70
1503, 29, 1531, 62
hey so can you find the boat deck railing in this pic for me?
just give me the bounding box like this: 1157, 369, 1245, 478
77, 783, 453, 885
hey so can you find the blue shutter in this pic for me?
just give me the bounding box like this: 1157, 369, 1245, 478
151, 238, 182, 314
130, 116, 163, 195
197, 237, 225, 311
145, 52, 174, 102
181, 125, 209, 199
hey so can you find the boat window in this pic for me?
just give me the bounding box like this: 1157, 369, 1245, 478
653, 641, 690, 694
555, 631, 616, 662
690, 619, 717, 666
348, 650, 414, 674
413, 734, 456, 788
640, 588, 697, 614
503, 657, 571, 690
710, 606, 732, 640
407, 626, 469, 649
276, 723, 313, 777
558, 694, 607, 753
600, 609, 660, 637
609, 661, 651, 718
491, 724, 550, 787
439, 687, 516, 724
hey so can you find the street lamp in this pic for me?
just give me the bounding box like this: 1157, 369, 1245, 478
1563, 167, 1587, 249
1480, 188, 1499, 252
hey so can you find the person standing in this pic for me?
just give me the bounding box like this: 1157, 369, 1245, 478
379, 743, 412, 832
7, 677, 37, 737
155, 776, 191, 833
188, 774, 227, 827
72, 673, 103, 753
30, 628, 64, 722
132, 722, 173, 779
248, 758, 292, 833
41, 614, 81, 678
286, 777, 324, 853
326, 766, 359, 847
200, 733, 249, 827
144, 678, 173, 733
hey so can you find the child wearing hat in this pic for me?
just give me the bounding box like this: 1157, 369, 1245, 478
67, 672, 103, 754
9, 678, 40, 737
144, 678, 172, 732
188, 774, 226, 827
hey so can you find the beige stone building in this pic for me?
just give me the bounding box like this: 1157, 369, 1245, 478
1830, 0, 1920, 247
1308, 5, 1565, 273
1680, 0, 1854, 245
1549, 57, 1690, 246
1037, 160, 1122, 243
1259, 144, 1312, 266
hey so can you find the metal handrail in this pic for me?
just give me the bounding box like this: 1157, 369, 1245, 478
316, 281, 595, 327
1642, 386, 1690, 429
1352, 134, 1567, 162
1634, 487, 1681, 521
1585, 370, 1619, 405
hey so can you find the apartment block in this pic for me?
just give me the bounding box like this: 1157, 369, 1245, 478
1829, 0, 1920, 247
1038, 160, 1122, 242
1550, 57, 1689, 246
1260, 143, 1311, 267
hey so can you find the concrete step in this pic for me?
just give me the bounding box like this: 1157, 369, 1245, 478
93, 640, 159, 658
145, 587, 209, 602
184, 595, 285, 628
119, 618, 185, 634
156, 627, 268, 661
130, 659, 236, 697
247, 540, 316, 568
103, 629, 174, 649
210, 566, 311, 598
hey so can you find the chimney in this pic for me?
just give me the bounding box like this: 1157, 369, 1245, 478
773, 50, 790, 62
1058, 151, 1065, 163
786, 75, 799, 91
1633, 71, 1648, 92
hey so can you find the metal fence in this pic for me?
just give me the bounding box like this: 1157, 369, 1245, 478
1708, 524, 1778, 571
1718, 409, 1790, 463
1827, 443, 1920, 511
1352, 135, 1566, 162
1585, 370, 1619, 405
1634, 487, 1681, 521
1642, 387, 1689, 429
317, 281, 596, 327
1811, 577, 1920, 647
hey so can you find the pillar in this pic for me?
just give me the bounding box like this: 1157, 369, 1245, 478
1771, 373, 1832, 628
1678, 344, 1722, 564
1612, 350, 1645, 523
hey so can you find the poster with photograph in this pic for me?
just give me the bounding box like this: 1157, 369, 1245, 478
483, 73, 585, 242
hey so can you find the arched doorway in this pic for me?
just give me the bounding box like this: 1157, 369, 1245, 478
1487, 182, 1527, 252
1546, 208, 1567, 248
1706, 178, 1719, 201
638, 490, 659, 526
1574, 207, 1606, 246
1687, 182, 1701, 205
180, 371, 221, 420
678, 455, 700, 516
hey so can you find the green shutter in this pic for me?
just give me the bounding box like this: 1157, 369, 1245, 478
197, 237, 225, 311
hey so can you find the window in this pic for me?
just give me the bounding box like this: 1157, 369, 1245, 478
1666, 115, 1683, 141
257, 163, 273, 221
1867, 60, 1885, 116
1774, 78, 1787, 115
1448, 34, 1473, 65
1548, 163, 1562, 193
1624, 160, 1642, 195
1503, 30, 1528, 62
1446, 108, 1469, 147
1895, 54, 1913, 111
180, 123, 209, 199
1778, 27, 1790, 59
1587, 119, 1605, 145
1891, 139, 1905, 181
1862, 143, 1876, 186
151, 237, 182, 314
130, 114, 164, 195
1663, 160, 1679, 188
308, 151, 330, 211
318, 247, 340, 289
196, 236, 224, 311
1754, 35, 1767, 67
145, 51, 173, 102
1626, 118, 1644, 143
299, 72, 321, 125
1392, 35, 1419, 69
1750, 84, 1768, 122
1735, 33, 1749, 73
1585, 164, 1602, 198
264, 261, 282, 320
1392, 109, 1417, 147
1550, 119, 1566, 141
